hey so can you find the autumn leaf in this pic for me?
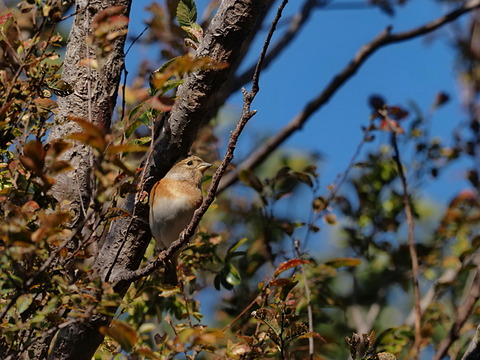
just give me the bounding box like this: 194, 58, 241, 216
274, 258, 310, 277
99, 320, 138, 352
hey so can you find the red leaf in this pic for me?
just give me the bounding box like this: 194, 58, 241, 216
0, 12, 13, 26
274, 258, 310, 277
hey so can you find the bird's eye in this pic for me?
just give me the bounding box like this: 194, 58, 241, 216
187, 160, 193, 166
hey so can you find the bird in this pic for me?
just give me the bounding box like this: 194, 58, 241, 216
149, 155, 211, 285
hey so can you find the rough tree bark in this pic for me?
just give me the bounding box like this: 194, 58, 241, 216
48, 0, 131, 229
48, 0, 269, 359
46, 0, 132, 359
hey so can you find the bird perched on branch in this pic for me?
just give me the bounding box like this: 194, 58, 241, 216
149, 155, 211, 285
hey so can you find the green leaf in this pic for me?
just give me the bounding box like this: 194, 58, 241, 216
129, 137, 151, 146
177, 0, 197, 27
126, 103, 152, 138
227, 237, 248, 254
16, 294, 33, 314
226, 263, 242, 285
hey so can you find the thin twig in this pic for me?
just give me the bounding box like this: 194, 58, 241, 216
294, 240, 314, 360
112, 0, 290, 284
121, 27, 148, 122
217, 0, 480, 193
388, 119, 422, 359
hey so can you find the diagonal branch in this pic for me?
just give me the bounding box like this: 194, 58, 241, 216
217, 0, 480, 193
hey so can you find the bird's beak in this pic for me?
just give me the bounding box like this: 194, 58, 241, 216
198, 162, 212, 173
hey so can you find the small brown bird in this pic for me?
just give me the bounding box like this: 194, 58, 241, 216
149, 155, 211, 284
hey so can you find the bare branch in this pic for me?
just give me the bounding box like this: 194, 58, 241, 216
217, 0, 480, 193
389, 126, 422, 359
113, 0, 290, 284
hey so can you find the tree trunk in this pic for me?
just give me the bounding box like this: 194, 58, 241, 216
45, 0, 131, 359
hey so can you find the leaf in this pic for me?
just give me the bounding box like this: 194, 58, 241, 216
177, 0, 197, 27
105, 144, 149, 155
325, 257, 361, 268
323, 213, 337, 225
16, 294, 33, 314
0, 12, 13, 41
136, 347, 161, 359
99, 320, 138, 352
126, 102, 151, 138
158, 286, 181, 297
274, 259, 310, 277
49, 160, 73, 174
182, 23, 203, 44
238, 170, 263, 192
34, 98, 58, 110
227, 237, 248, 254
68, 117, 106, 151
20, 140, 46, 174
226, 263, 242, 285
149, 55, 228, 90
69, 116, 104, 139
104, 207, 130, 221
292, 171, 313, 187
129, 137, 151, 146
47, 140, 72, 158
0, 12, 13, 26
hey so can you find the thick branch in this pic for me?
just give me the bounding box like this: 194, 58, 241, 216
217, 0, 480, 193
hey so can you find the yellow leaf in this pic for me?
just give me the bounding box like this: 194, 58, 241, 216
99, 320, 138, 352
325, 257, 361, 268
